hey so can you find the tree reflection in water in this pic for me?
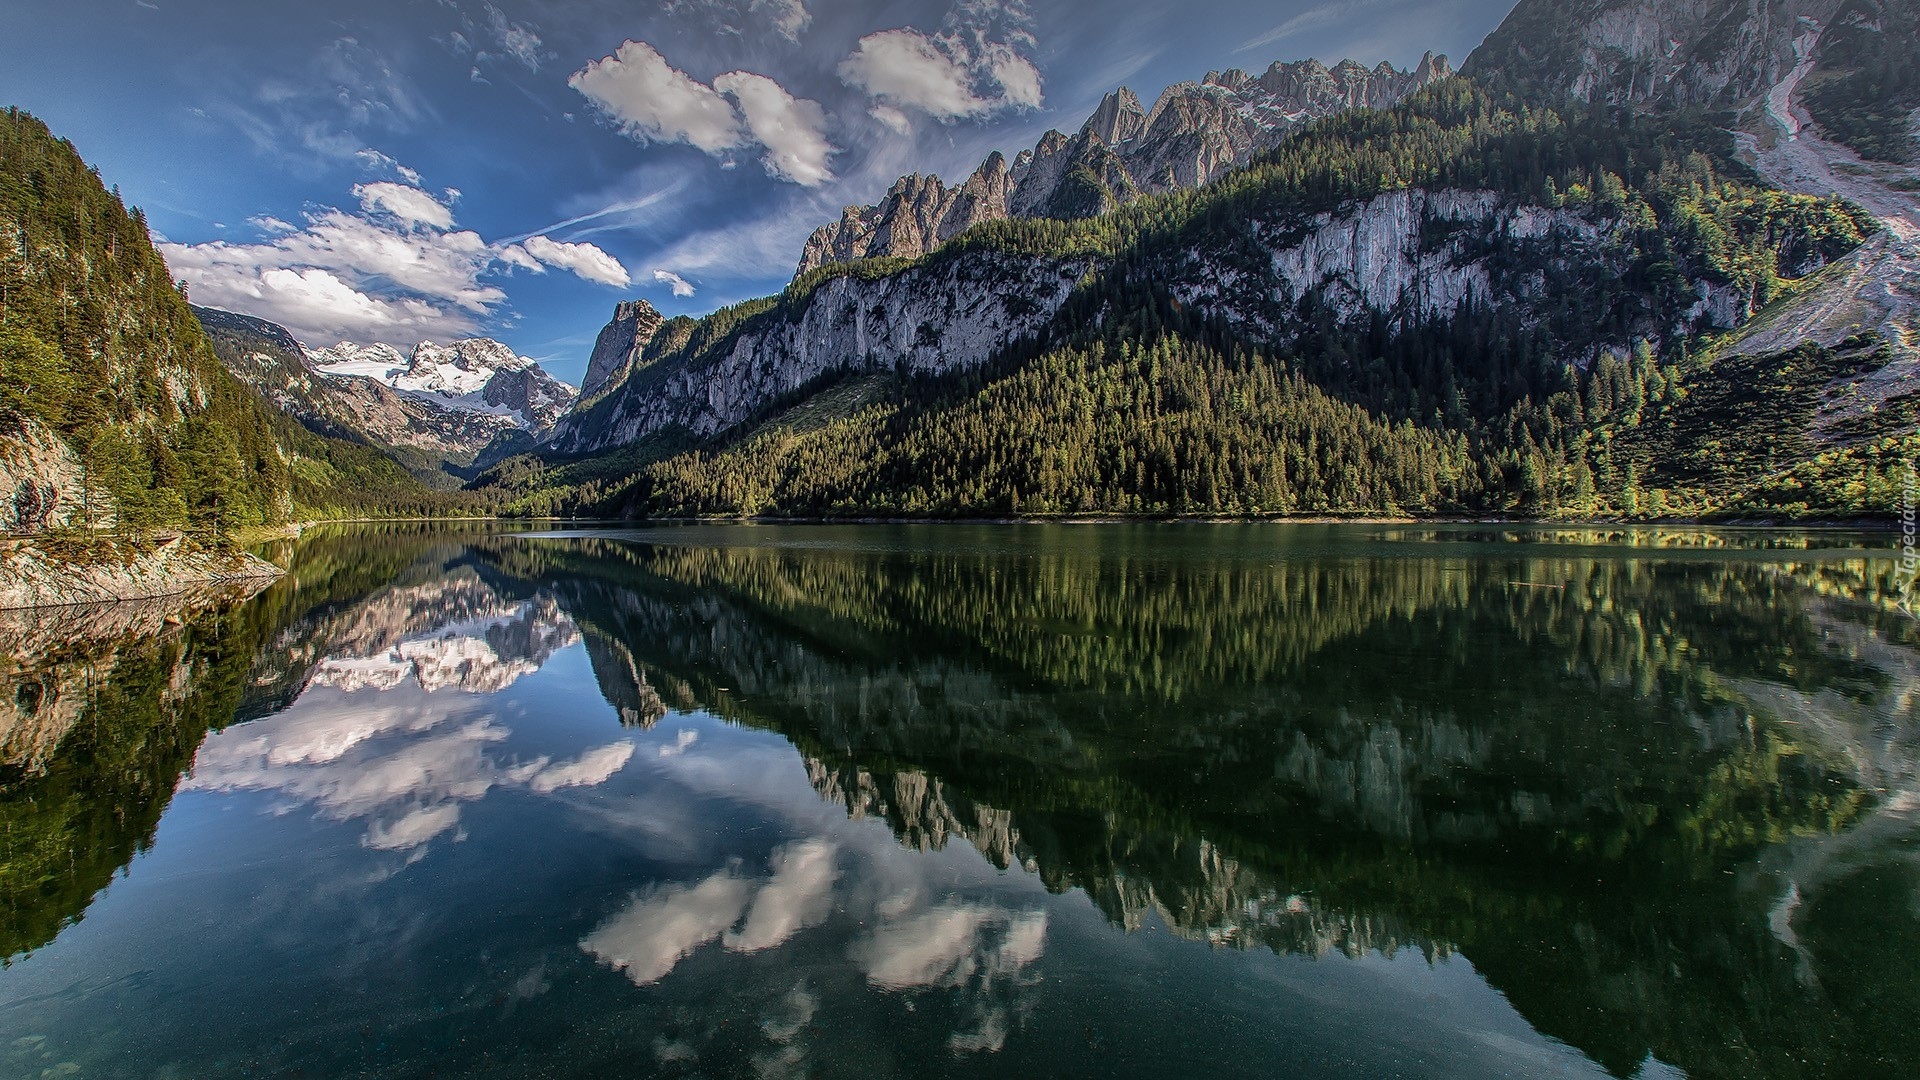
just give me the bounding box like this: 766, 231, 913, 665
0, 523, 1912, 1077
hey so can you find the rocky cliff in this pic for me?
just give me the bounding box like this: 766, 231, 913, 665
550, 182, 1786, 457
0, 534, 281, 610
581, 300, 666, 400
0, 415, 107, 533
1463, 0, 1831, 107
549, 252, 1092, 452
797, 53, 1453, 273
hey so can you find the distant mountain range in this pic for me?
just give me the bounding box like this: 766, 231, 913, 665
193, 306, 576, 483
306, 338, 575, 430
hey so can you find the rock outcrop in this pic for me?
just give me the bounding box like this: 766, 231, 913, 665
797, 54, 1453, 273
581, 299, 666, 399
0, 415, 108, 533
0, 534, 281, 610
552, 185, 1762, 456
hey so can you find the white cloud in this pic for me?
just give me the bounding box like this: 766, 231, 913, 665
869, 104, 913, 136
723, 840, 839, 953
483, 2, 546, 69
164, 179, 629, 343
365, 803, 464, 851
354, 181, 456, 230
840, 29, 987, 121
496, 243, 542, 272
580, 839, 838, 986
714, 70, 836, 187
570, 40, 744, 155
571, 42, 833, 189
839, 1, 1043, 124
657, 727, 700, 756
355, 148, 424, 185
528, 741, 637, 792
983, 44, 1042, 109
652, 269, 695, 298
522, 235, 632, 288
583, 872, 754, 987
244, 267, 411, 334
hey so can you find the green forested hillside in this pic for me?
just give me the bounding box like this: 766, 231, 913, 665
0, 107, 449, 531
482, 82, 1904, 521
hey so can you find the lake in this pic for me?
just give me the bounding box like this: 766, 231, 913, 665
0, 523, 1914, 1078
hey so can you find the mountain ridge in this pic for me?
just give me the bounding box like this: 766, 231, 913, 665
796, 52, 1454, 275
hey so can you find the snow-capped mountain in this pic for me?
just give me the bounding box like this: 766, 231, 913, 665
194, 307, 578, 475
309, 589, 580, 695
309, 337, 577, 432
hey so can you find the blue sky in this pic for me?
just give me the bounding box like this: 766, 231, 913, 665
1, 0, 1518, 385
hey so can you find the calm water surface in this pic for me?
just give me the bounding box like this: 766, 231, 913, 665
0, 523, 1915, 1078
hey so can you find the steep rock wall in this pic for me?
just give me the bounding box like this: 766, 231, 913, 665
549, 252, 1091, 453
554, 187, 1780, 456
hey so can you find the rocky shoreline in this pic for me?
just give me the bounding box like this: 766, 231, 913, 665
0, 533, 283, 610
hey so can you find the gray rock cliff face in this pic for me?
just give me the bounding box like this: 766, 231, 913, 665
1163, 189, 1671, 340
796, 54, 1454, 274
1463, 0, 1842, 108
0, 415, 109, 533
554, 188, 1739, 457
548, 252, 1090, 453
581, 299, 666, 399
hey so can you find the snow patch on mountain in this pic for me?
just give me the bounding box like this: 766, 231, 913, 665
308, 337, 577, 431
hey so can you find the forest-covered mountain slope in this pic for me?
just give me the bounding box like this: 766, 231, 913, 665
493, 63, 1909, 520
0, 107, 456, 537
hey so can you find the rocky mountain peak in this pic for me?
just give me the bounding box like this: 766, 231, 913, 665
308, 335, 576, 433
794, 51, 1453, 274
1082, 87, 1148, 143
581, 299, 666, 398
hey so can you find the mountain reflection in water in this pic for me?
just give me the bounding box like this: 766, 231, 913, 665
0, 523, 1914, 1079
